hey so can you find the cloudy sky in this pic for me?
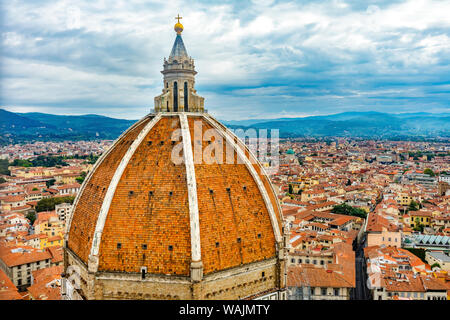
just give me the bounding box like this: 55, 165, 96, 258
1, 0, 450, 120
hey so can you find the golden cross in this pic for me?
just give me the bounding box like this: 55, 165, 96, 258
175, 14, 182, 23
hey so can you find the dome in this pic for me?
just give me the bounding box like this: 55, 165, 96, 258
66, 113, 283, 276
63, 18, 287, 300
286, 149, 295, 155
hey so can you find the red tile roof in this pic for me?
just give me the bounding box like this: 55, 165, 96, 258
0, 268, 22, 300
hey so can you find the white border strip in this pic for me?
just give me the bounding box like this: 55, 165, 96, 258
179, 114, 202, 263
65, 114, 154, 243
203, 114, 282, 242
89, 113, 162, 258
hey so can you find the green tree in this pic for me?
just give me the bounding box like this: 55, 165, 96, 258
431, 263, 441, 269
405, 248, 426, 262
10, 156, 69, 168
331, 203, 367, 219
46, 179, 56, 188
11, 159, 33, 167
35, 196, 75, 212
26, 212, 36, 225
87, 153, 100, 164
288, 184, 293, 194
31, 155, 68, 167
76, 171, 87, 184
423, 168, 435, 177
0, 159, 10, 175
408, 200, 420, 211
413, 218, 424, 232
0, 177, 6, 184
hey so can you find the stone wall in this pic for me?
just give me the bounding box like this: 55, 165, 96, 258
65, 247, 285, 300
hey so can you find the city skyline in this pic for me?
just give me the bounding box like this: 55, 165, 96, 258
2, 0, 450, 120
1, 0, 450, 305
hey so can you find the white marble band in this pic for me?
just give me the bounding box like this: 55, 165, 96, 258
65, 115, 152, 244
179, 113, 202, 263
89, 114, 162, 261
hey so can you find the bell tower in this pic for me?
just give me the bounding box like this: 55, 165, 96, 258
154, 15, 205, 112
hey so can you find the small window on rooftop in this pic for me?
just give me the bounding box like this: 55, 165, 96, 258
141, 266, 147, 280
147, 141, 152, 146
237, 238, 241, 243
169, 191, 173, 196
258, 233, 261, 239
168, 245, 173, 251
142, 244, 147, 250
160, 141, 164, 145
215, 242, 219, 248
117, 243, 122, 249
209, 189, 214, 194
129, 191, 134, 196
243, 186, 247, 191
226, 187, 231, 192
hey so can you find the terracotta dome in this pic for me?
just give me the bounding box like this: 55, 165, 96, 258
66, 113, 283, 276
63, 19, 286, 300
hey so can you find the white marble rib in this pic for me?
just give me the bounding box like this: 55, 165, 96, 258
64, 115, 152, 244
88, 113, 162, 262
179, 113, 202, 263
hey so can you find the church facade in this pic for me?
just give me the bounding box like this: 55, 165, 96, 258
62, 17, 287, 300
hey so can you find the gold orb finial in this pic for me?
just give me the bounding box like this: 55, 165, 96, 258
174, 14, 183, 34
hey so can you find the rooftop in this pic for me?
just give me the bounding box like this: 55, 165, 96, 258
427, 251, 450, 262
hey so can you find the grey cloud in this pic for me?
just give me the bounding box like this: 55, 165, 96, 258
1, 0, 450, 120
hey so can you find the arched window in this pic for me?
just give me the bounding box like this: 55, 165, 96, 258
173, 81, 178, 112
184, 82, 188, 111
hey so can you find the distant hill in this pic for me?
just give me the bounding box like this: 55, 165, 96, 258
16, 112, 136, 139
221, 118, 294, 126
0, 109, 448, 145
0, 109, 52, 130
226, 112, 450, 139
0, 109, 136, 145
